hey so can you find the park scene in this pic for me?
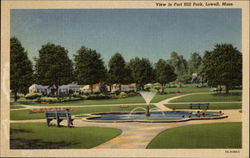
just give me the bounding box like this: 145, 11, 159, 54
10, 9, 242, 149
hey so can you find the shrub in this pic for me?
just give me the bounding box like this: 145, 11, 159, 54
39, 97, 59, 103
128, 92, 138, 97
25, 93, 42, 100
87, 94, 110, 100
80, 95, 89, 100
72, 92, 80, 97
119, 92, 128, 98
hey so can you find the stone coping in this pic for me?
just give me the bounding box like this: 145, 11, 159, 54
82, 111, 228, 123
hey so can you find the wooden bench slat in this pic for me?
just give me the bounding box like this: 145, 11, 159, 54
45, 111, 74, 127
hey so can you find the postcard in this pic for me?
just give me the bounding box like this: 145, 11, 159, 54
1, 0, 249, 157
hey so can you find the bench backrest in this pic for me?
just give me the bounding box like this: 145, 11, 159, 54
45, 111, 71, 119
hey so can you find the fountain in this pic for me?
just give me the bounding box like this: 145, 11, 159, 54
149, 107, 166, 117
128, 107, 147, 119
139, 91, 156, 116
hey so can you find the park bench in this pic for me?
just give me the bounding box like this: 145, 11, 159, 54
45, 111, 74, 127
189, 103, 209, 109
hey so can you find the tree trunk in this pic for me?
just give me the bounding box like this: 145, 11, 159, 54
141, 84, 144, 91
90, 84, 94, 94
14, 90, 18, 102
161, 84, 165, 94
119, 84, 122, 91
225, 85, 229, 94
109, 84, 112, 92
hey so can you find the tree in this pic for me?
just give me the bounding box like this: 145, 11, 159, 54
107, 53, 128, 91
128, 57, 154, 90
202, 44, 242, 93
74, 46, 107, 93
35, 43, 74, 95
188, 52, 202, 83
10, 37, 33, 101
167, 52, 189, 84
155, 59, 177, 93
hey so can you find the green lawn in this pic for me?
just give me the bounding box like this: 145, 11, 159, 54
12, 94, 178, 106
10, 104, 155, 120
10, 123, 121, 149
147, 122, 242, 148
165, 103, 242, 109
165, 87, 210, 93
170, 92, 242, 103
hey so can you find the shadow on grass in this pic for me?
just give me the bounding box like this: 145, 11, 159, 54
10, 127, 78, 149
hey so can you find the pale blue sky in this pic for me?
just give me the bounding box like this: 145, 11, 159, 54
11, 9, 241, 65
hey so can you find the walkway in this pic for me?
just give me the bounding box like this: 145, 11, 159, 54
153, 92, 210, 110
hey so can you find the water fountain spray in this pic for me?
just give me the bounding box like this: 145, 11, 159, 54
140, 91, 156, 116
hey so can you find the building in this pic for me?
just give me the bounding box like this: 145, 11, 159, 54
58, 83, 80, 94
80, 83, 137, 93
107, 83, 136, 92
29, 84, 51, 94
29, 83, 80, 95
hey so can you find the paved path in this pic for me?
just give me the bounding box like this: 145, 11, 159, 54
153, 92, 211, 111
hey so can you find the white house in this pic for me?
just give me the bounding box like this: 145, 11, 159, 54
29, 84, 51, 94
58, 83, 80, 94
107, 83, 136, 92
29, 83, 80, 95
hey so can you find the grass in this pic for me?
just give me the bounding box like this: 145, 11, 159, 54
10, 104, 156, 120
12, 94, 178, 106
147, 122, 242, 148
165, 87, 210, 93
165, 103, 242, 109
10, 105, 25, 109
10, 123, 122, 149
170, 92, 242, 103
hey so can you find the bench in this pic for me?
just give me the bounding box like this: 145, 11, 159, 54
45, 111, 74, 127
190, 103, 209, 109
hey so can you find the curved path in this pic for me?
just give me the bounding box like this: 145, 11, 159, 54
153, 92, 211, 110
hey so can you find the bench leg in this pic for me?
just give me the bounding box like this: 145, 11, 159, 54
67, 119, 70, 127
57, 119, 63, 127
46, 119, 52, 127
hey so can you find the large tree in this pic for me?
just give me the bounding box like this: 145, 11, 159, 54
188, 52, 202, 83
10, 37, 33, 101
155, 59, 177, 93
74, 46, 107, 93
35, 43, 74, 94
107, 53, 129, 90
167, 52, 189, 83
128, 57, 154, 90
202, 44, 242, 93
